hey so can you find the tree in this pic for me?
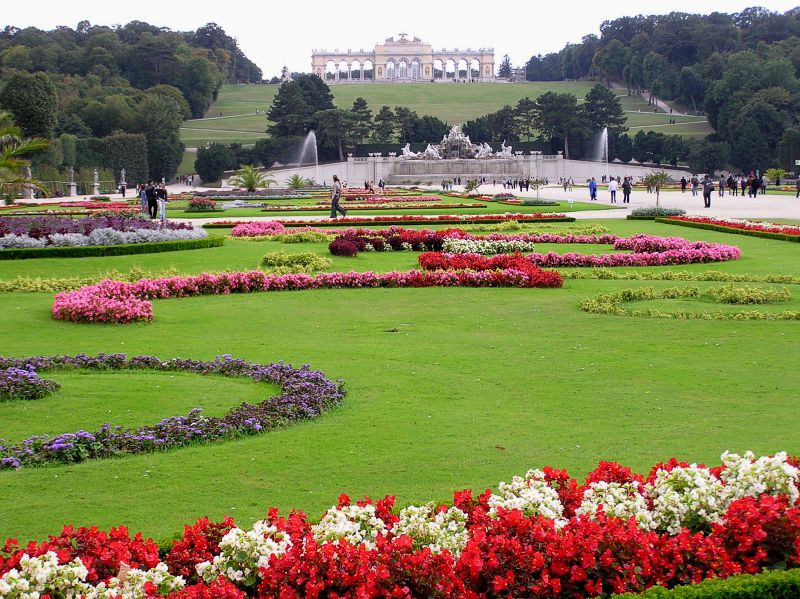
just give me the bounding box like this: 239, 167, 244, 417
777, 128, 800, 171
514, 97, 537, 141
584, 84, 627, 134
394, 107, 419, 143
678, 67, 705, 111
267, 74, 334, 138
532, 92, 585, 159
144, 85, 192, 119
372, 106, 395, 142
227, 165, 275, 191
194, 143, 236, 182
498, 54, 512, 78
314, 108, 352, 161
411, 115, 449, 143
253, 136, 304, 168
641, 171, 671, 205
593, 39, 627, 85
286, 174, 313, 189
135, 94, 184, 180
0, 72, 58, 138
350, 97, 372, 144
687, 139, 729, 174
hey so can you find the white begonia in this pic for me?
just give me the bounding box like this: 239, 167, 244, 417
390, 503, 469, 557
646, 465, 727, 535
311, 502, 388, 550
488, 469, 565, 524
719, 450, 799, 504
575, 481, 656, 530
196, 519, 292, 587
442, 238, 536, 255
82, 562, 184, 599
0, 551, 90, 598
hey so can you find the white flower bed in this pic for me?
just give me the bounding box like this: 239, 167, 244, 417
647, 465, 728, 534
720, 450, 799, 504
575, 481, 655, 530
0, 227, 207, 249
488, 469, 566, 522
311, 503, 388, 549
0, 553, 183, 599
196, 520, 292, 587
442, 238, 537, 255
391, 503, 469, 556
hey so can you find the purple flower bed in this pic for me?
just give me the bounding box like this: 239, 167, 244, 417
0, 354, 345, 470
0, 367, 60, 401
0, 215, 194, 239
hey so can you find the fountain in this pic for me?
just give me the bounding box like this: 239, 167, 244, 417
594, 127, 609, 182
297, 130, 319, 183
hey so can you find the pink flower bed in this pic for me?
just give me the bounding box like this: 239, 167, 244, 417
52, 268, 559, 324
668, 216, 800, 236
230, 221, 286, 236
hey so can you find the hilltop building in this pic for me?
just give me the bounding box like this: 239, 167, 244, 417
311, 33, 495, 83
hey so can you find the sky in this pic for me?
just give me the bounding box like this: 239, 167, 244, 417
3, 1, 800, 78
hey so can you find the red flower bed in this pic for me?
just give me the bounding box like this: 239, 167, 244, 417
667, 216, 800, 236
418, 252, 564, 288
59, 201, 136, 211
277, 213, 571, 227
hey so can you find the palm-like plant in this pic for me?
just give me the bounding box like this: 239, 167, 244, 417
642, 171, 671, 206
228, 165, 275, 192
0, 111, 51, 200
286, 174, 313, 190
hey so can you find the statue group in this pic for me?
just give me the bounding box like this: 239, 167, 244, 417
398, 125, 514, 160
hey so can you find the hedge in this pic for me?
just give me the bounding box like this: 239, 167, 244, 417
280, 217, 577, 228
612, 568, 800, 598
0, 237, 224, 260
627, 215, 659, 220
656, 218, 800, 242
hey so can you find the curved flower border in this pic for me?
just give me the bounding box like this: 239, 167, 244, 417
0, 354, 345, 470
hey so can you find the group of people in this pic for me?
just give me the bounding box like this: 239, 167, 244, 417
681, 174, 770, 198
137, 181, 168, 220
587, 176, 633, 203
363, 179, 385, 193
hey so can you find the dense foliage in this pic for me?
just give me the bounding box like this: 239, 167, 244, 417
523, 8, 800, 171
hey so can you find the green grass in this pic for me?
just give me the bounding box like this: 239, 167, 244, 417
1, 219, 799, 542
179, 83, 713, 147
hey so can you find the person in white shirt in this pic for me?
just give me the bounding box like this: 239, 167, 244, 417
609, 178, 618, 203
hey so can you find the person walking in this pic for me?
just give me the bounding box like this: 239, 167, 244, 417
329, 175, 347, 219
622, 176, 632, 203
138, 184, 148, 214
702, 175, 714, 208
156, 183, 168, 221
608, 177, 618, 203
719, 175, 726, 197
680, 176, 687, 193
691, 175, 699, 197
588, 177, 597, 201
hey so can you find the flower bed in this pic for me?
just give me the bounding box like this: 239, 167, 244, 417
274, 213, 574, 227
58, 201, 137, 211
0, 236, 223, 260
260, 202, 485, 212
661, 216, 800, 242
51, 266, 563, 325
0, 354, 344, 470
344, 195, 441, 203
185, 198, 222, 213
2, 452, 799, 597
580, 286, 800, 320
0, 367, 60, 401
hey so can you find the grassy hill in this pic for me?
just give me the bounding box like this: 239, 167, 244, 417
179, 82, 712, 148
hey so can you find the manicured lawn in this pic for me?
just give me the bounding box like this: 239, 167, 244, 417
180, 83, 713, 147
1, 219, 799, 543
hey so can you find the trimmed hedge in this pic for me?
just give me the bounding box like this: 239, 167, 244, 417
656, 218, 800, 242
280, 217, 577, 228
627, 215, 659, 220
612, 568, 800, 598
0, 236, 223, 260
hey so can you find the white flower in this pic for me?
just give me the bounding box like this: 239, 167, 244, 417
0, 552, 90, 598
720, 450, 799, 504
442, 238, 536, 255
576, 481, 655, 530
197, 519, 291, 586
488, 469, 565, 524
646, 465, 726, 534
311, 503, 388, 549
83, 562, 184, 598
391, 503, 468, 556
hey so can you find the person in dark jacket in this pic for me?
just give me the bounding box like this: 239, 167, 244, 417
145, 181, 158, 219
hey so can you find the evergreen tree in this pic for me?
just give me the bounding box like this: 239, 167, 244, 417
394, 106, 419, 143
135, 94, 184, 180
514, 97, 537, 141
372, 106, 395, 142
499, 54, 512, 78
584, 84, 627, 134
350, 97, 372, 144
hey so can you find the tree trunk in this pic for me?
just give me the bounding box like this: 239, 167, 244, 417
337, 139, 343, 162
564, 135, 570, 160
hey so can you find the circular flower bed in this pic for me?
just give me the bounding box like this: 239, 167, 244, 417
2, 451, 799, 597
0, 354, 344, 470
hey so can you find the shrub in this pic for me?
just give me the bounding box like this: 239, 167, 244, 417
0, 237, 223, 260
520, 198, 559, 206
612, 568, 800, 598
259, 251, 332, 274
707, 284, 791, 305
328, 237, 360, 257
631, 206, 687, 217
186, 198, 220, 212
89, 196, 111, 201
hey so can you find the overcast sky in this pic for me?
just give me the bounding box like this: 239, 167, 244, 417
4, 1, 799, 77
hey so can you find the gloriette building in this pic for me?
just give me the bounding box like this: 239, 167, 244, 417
311, 33, 495, 83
